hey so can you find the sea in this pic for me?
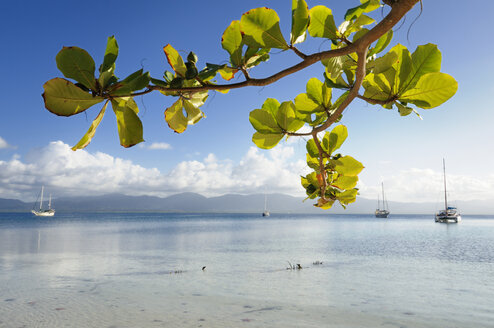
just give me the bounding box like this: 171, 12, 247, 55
0, 212, 493, 328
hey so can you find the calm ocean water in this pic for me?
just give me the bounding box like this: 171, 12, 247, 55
0, 212, 493, 327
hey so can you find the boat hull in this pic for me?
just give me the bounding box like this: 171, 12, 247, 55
435, 214, 461, 223
375, 210, 389, 218
31, 210, 55, 217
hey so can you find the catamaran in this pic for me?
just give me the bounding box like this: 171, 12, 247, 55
435, 159, 461, 223
375, 182, 390, 218
31, 186, 55, 217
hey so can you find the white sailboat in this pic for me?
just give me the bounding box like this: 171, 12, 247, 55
31, 186, 55, 217
262, 193, 270, 217
435, 159, 461, 223
375, 182, 390, 218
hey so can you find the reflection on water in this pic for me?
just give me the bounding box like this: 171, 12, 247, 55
1, 213, 494, 327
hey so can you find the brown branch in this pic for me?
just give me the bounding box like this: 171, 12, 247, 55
289, 45, 308, 59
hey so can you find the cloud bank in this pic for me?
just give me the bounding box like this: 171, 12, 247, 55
1, 141, 493, 203
0, 141, 308, 201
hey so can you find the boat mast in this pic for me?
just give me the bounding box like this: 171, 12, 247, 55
381, 182, 386, 211
48, 194, 52, 210
264, 193, 267, 212
40, 186, 44, 210
443, 158, 448, 211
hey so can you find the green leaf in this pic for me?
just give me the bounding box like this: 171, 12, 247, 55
43, 78, 104, 116
252, 132, 284, 149
111, 70, 150, 96
401, 43, 442, 92
332, 175, 358, 190
56, 46, 96, 89
240, 7, 288, 50
335, 189, 358, 205
306, 139, 319, 158
221, 20, 244, 67
291, 0, 309, 45
218, 67, 237, 81
344, 0, 380, 21
368, 30, 393, 56
262, 98, 281, 116
399, 72, 458, 109
294, 93, 323, 113
334, 156, 364, 176
111, 98, 144, 148
187, 51, 198, 64
389, 44, 412, 94
306, 78, 323, 104
396, 102, 413, 116
183, 99, 204, 125
306, 153, 320, 170
163, 44, 187, 77
249, 108, 282, 133
100, 36, 118, 73
165, 98, 187, 133
72, 101, 109, 150
324, 125, 348, 154
276, 101, 305, 132
345, 14, 375, 35
308, 6, 338, 39
323, 56, 344, 80
368, 51, 398, 74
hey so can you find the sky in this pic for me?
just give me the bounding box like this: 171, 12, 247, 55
1, 0, 494, 205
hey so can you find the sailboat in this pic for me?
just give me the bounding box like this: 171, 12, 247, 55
31, 186, 55, 217
262, 193, 270, 217
375, 182, 390, 218
435, 159, 461, 223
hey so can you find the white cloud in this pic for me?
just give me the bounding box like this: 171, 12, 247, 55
358, 168, 494, 203
146, 142, 172, 150
0, 141, 308, 201
0, 137, 12, 149
3, 141, 493, 203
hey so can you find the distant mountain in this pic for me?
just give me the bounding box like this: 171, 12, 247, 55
1, 193, 493, 214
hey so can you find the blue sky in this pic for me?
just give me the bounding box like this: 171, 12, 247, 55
1, 0, 494, 204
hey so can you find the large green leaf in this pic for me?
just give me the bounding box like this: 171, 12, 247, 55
389, 44, 412, 94
261, 98, 281, 116
332, 175, 358, 190
306, 139, 319, 158
276, 101, 305, 132
291, 0, 309, 45
56, 47, 96, 89
294, 93, 323, 113
324, 125, 348, 154
399, 72, 458, 109
306, 78, 323, 104
43, 78, 104, 116
252, 132, 284, 149
72, 101, 108, 150
335, 189, 358, 205
100, 36, 118, 73
334, 156, 364, 176
249, 108, 282, 133
221, 20, 243, 67
308, 6, 338, 39
111, 98, 144, 148
165, 98, 187, 133
182, 99, 204, 125
163, 44, 187, 77
400, 43, 442, 92
240, 7, 288, 50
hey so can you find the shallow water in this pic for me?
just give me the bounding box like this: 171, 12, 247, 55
0, 212, 493, 327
